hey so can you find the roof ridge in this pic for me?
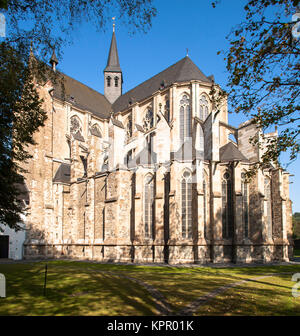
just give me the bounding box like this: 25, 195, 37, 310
175, 56, 189, 80
116, 57, 187, 98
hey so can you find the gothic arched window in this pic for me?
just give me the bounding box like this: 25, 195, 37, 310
125, 113, 133, 140
91, 124, 102, 138
144, 174, 154, 238
199, 95, 209, 121
222, 171, 233, 239
181, 170, 192, 239
241, 173, 249, 238
114, 76, 119, 87
264, 176, 272, 239
70, 115, 84, 141
179, 94, 191, 141
107, 76, 111, 87
203, 170, 209, 239
164, 99, 170, 123
125, 149, 134, 167
143, 106, 154, 131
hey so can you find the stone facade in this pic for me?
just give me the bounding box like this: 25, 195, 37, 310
21, 32, 293, 264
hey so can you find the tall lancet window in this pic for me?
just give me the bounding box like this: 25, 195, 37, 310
106, 76, 111, 87
164, 99, 170, 123
144, 174, 154, 238
264, 176, 272, 240
125, 113, 132, 140
143, 106, 154, 131
241, 173, 249, 238
179, 95, 191, 141
114, 76, 119, 87
222, 171, 233, 239
199, 95, 209, 121
181, 170, 192, 239
203, 170, 209, 239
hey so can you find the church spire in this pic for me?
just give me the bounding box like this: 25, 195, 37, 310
104, 29, 121, 73
104, 19, 122, 104
49, 48, 58, 72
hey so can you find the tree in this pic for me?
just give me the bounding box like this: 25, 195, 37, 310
212, 0, 299, 176
0, 43, 46, 230
293, 212, 300, 238
3, 0, 156, 58
0, 0, 156, 230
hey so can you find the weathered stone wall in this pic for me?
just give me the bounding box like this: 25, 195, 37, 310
22, 81, 293, 264
237, 120, 259, 162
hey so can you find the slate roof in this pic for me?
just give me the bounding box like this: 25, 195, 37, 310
110, 117, 124, 129
104, 31, 122, 73
112, 56, 213, 113
53, 163, 71, 184
171, 138, 203, 161
219, 142, 249, 163
52, 72, 112, 120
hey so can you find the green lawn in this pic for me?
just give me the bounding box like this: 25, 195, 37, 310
0, 260, 300, 316
294, 249, 300, 258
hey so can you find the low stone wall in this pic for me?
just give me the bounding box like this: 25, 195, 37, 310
24, 242, 292, 264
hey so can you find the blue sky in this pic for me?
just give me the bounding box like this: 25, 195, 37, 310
11, 0, 300, 211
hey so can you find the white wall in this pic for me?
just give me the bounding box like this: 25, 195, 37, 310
0, 219, 26, 260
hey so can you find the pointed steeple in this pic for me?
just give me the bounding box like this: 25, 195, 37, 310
104, 31, 121, 73
49, 48, 58, 72
104, 22, 123, 104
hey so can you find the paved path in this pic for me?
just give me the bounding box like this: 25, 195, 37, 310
177, 272, 294, 316
58, 265, 295, 316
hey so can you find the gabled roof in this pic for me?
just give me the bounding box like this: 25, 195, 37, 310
219, 142, 249, 163
171, 138, 203, 161
53, 163, 71, 184
104, 31, 122, 73
110, 117, 124, 129
52, 72, 112, 120
135, 147, 157, 166
112, 56, 212, 113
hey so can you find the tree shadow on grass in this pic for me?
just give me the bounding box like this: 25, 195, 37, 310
196, 274, 300, 316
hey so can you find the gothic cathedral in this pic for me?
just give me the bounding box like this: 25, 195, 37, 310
22, 30, 293, 264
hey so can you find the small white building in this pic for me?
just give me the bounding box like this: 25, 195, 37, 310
0, 219, 26, 260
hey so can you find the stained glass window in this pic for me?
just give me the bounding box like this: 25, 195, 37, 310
241, 173, 249, 238
70, 115, 83, 137
199, 95, 209, 121
125, 114, 133, 140
222, 171, 233, 239
180, 95, 191, 141
143, 106, 154, 131
181, 170, 192, 238
144, 174, 154, 238
264, 177, 272, 239
203, 171, 209, 239
164, 99, 170, 123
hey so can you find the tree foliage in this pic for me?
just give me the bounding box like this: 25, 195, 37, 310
0, 0, 156, 230
293, 212, 300, 238
0, 43, 46, 230
4, 0, 157, 59
212, 0, 299, 175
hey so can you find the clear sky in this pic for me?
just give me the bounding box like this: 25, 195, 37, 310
49, 0, 299, 212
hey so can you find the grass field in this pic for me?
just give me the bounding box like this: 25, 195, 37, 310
294, 249, 300, 258
0, 260, 300, 316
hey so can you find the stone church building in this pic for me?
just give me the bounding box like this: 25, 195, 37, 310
22, 30, 293, 264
